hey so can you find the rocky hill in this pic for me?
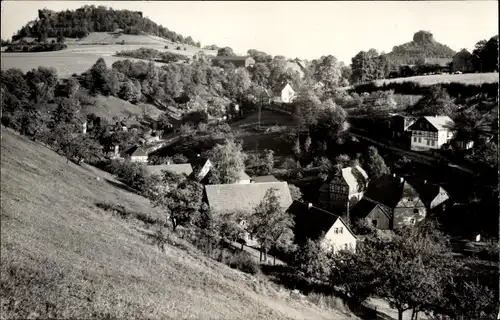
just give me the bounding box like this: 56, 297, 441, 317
386, 31, 456, 66
12, 5, 200, 47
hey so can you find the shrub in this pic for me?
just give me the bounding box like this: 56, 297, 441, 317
164, 45, 169, 49
176, 46, 182, 50
224, 251, 260, 275
172, 153, 188, 164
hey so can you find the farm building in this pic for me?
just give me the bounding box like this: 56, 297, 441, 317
124, 146, 148, 163
405, 177, 450, 213
408, 116, 455, 151
211, 56, 255, 68
359, 174, 427, 229
288, 201, 357, 253
389, 114, 416, 140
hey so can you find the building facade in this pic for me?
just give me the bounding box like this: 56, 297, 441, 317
408, 116, 455, 151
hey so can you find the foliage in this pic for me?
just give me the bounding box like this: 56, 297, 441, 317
118, 79, 142, 103
471, 35, 498, 72
5, 42, 67, 53
408, 86, 458, 116
12, 5, 199, 45
363, 146, 390, 179
217, 46, 235, 57
61, 134, 103, 164
206, 139, 247, 184
223, 251, 260, 275
262, 149, 274, 175
116, 48, 188, 63
288, 184, 303, 201
249, 188, 295, 261
150, 179, 204, 231
293, 238, 331, 281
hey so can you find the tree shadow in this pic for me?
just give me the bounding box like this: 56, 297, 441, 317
259, 265, 394, 320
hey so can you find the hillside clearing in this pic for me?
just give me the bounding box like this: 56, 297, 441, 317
0, 127, 352, 320
83, 95, 163, 123
373, 72, 499, 86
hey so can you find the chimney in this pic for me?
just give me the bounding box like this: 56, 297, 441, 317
308, 203, 313, 209
400, 177, 404, 183
393, 173, 396, 178
424, 180, 427, 184
197, 153, 200, 157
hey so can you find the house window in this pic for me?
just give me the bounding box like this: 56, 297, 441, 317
344, 243, 349, 250
372, 219, 378, 227
339, 227, 343, 234
410, 218, 416, 224
431, 140, 435, 146
334, 228, 339, 234
413, 209, 419, 214
413, 137, 417, 142
418, 137, 422, 143
408, 197, 413, 201
426, 139, 430, 146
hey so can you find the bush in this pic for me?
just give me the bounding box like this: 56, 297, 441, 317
224, 251, 260, 275
172, 153, 188, 164
176, 46, 182, 50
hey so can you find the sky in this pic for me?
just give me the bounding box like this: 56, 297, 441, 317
1, 1, 498, 63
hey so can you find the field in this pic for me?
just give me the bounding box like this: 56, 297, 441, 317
373, 72, 499, 86
1, 32, 217, 79
0, 127, 351, 320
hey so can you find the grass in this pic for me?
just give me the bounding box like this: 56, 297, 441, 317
1, 33, 217, 79
0, 127, 350, 320
83, 94, 163, 123
373, 72, 499, 86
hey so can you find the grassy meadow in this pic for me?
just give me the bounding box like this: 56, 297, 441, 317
0, 127, 352, 320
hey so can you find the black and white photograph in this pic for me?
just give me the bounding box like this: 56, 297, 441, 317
0, 1, 499, 319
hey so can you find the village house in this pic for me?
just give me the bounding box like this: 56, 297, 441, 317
211, 56, 256, 68
107, 145, 121, 160
405, 178, 450, 214
189, 155, 251, 185
288, 201, 357, 253
268, 83, 296, 104
124, 146, 148, 163
164, 106, 184, 128
204, 182, 293, 246
318, 165, 369, 218
423, 57, 453, 73
408, 116, 455, 151
356, 174, 427, 229
452, 49, 474, 73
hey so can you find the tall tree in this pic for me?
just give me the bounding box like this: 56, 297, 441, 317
249, 188, 294, 262
363, 146, 390, 179
207, 138, 247, 184
217, 46, 235, 57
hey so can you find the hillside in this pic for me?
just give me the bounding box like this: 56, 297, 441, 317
12, 6, 200, 47
0, 127, 351, 320
386, 31, 456, 66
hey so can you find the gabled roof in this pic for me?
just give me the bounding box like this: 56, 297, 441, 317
147, 164, 193, 177
408, 116, 455, 131
205, 181, 293, 213
288, 201, 356, 242
124, 145, 148, 157
424, 116, 455, 131
350, 198, 392, 220
364, 175, 421, 209
251, 175, 280, 183
405, 177, 449, 209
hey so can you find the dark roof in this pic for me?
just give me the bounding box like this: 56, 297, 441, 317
124, 145, 145, 156
350, 198, 392, 220
251, 175, 280, 183
191, 156, 210, 170
364, 175, 420, 209
288, 201, 356, 243
424, 57, 453, 67
405, 177, 449, 209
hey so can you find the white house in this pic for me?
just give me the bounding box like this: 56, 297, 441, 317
125, 146, 148, 163
407, 116, 455, 151
268, 83, 296, 104
289, 201, 357, 253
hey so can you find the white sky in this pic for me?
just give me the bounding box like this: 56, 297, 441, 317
1, 1, 498, 64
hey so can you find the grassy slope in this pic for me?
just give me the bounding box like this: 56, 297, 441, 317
0, 127, 350, 320
1, 33, 217, 79
83, 94, 163, 123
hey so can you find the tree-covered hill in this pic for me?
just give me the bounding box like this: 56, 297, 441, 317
12, 5, 200, 47
386, 30, 456, 65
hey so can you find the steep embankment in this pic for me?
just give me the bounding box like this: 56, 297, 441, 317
0, 127, 351, 320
